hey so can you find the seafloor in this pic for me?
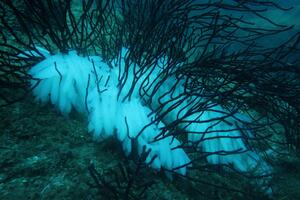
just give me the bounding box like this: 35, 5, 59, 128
0, 96, 300, 200
0, 98, 190, 200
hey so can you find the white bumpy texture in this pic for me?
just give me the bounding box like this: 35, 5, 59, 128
28, 47, 271, 183
28, 48, 190, 177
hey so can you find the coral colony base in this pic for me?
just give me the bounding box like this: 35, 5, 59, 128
26, 47, 271, 191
